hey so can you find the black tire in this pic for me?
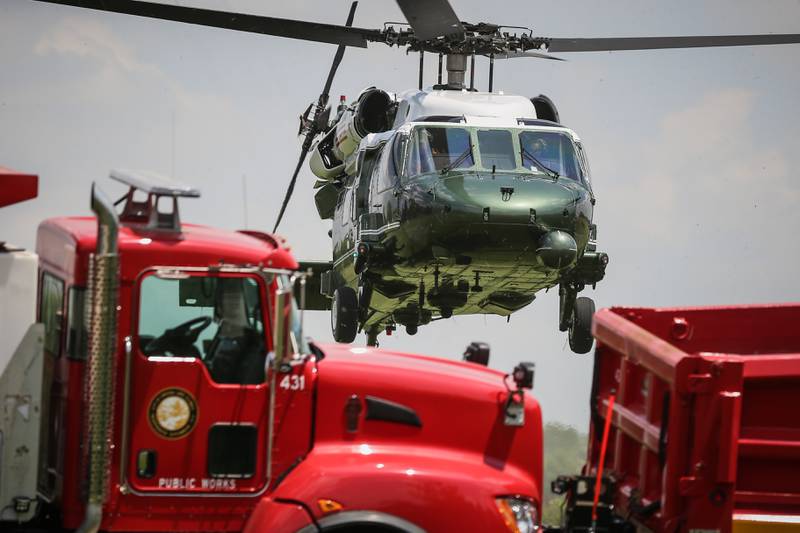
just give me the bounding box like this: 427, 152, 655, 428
405, 324, 418, 336
568, 296, 595, 354
331, 287, 358, 343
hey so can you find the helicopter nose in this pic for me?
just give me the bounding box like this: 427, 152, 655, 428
537, 230, 577, 269
435, 174, 580, 228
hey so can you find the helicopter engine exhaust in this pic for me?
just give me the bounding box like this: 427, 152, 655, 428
537, 230, 577, 270
531, 95, 560, 123
310, 88, 394, 180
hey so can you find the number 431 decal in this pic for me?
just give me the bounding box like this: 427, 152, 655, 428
279, 374, 306, 391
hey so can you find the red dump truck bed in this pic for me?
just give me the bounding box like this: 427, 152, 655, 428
588, 303, 800, 532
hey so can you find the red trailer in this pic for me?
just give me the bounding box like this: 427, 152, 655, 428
553, 304, 800, 532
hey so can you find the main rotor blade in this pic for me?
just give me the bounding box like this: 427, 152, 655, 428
396, 0, 465, 41
273, 149, 308, 233
496, 51, 565, 61
547, 34, 800, 53
321, 1, 358, 100
33, 0, 377, 48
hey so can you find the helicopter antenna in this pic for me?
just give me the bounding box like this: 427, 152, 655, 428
469, 54, 475, 91
488, 54, 495, 92
418, 51, 424, 90
272, 1, 359, 233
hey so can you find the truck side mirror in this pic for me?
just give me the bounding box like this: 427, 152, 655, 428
512, 362, 535, 390
463, 341, 490, 366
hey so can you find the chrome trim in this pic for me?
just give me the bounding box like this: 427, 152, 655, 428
118, 336, 133, 495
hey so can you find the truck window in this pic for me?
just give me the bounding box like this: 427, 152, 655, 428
39, 272, 64, 358
66, 287, 87, 360
138, 275, 266, 385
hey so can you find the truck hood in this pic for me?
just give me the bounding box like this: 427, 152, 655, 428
311, 343, 542, 488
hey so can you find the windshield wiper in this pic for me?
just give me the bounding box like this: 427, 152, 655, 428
439, 146, 473, 175
521, 148, 559, 180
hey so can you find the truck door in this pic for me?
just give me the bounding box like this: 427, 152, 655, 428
125, 270, 272, 495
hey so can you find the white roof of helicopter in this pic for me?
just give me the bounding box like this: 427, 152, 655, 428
361, 87, 581, 150
395, 88, 538, 126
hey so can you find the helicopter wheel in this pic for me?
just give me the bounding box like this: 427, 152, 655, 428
331, 287, 358, 343
406, 324, 418, 336
568, 296, 595, 354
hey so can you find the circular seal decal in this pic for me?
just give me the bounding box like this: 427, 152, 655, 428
148, 388, 197, 439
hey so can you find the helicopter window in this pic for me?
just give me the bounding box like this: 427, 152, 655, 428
519, 131, 583, 182
405, 126, 473, 178
575, 142, 593, 188
392, 133, 408, 178
477, 129, 517, 171
372, 143, 397, 193
138, 275, 266, 385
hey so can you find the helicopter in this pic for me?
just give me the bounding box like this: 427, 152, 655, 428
33, 0, 800, 352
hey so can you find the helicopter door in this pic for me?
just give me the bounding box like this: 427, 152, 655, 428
125, 271, 271, 496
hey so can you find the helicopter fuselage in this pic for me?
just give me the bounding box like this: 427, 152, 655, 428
313, 88, 608, 345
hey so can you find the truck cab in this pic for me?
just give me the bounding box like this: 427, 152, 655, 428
1, 170, 543, 533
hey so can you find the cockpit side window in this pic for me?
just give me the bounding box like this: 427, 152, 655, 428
138, 275, 266, 385
477, 129, 517, 171
519, 131, 584, 183
575, 142, 593, 189
405, 126, 473, 178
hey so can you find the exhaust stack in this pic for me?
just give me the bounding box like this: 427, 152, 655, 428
77, 184, 119, 533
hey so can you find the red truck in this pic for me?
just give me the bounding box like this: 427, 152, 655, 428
0, 169, 543, 533
551, 304, 800, 533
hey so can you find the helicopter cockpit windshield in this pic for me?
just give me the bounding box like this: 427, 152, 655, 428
400, 124, 589, 185
405, 126, 474, 175
519, 131, 584, 182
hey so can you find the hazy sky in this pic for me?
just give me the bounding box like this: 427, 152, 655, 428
1, 0, 799, 428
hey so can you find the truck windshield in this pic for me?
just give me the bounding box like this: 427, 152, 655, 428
138, 275, 266, 385
519, 131, 583, 182
405, 126, 473, 176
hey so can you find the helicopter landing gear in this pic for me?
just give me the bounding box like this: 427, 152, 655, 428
357, 277, 372, 322
366, 327, 380, 347
569, 297, 595, 354
331, 287, 358, 343
354, 242, 369, 275
559, 283, 595, 354
406, 324, 418, 335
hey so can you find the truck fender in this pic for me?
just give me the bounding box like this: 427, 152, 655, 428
243, 497, 316, 533
249, 445, 539, 532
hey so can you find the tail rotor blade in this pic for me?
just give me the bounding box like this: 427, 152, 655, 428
272, 149, 309, 233
273, 2, 358, 233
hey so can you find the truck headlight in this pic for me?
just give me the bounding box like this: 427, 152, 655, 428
495, 496, 538, 533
